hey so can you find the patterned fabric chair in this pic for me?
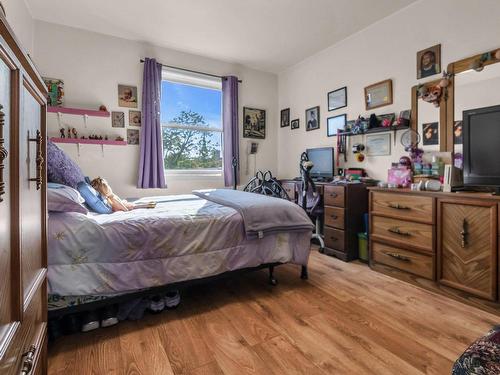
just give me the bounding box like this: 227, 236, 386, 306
453, 326, 500, 374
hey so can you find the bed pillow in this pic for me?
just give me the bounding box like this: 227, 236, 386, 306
77, 181, 113, 214
48, 182, 89, 214
47, 140, 85, 189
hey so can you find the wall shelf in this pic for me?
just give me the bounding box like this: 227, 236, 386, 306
50, 137, 127, 146
48, 106, 110, 118
337, 125, 409, 137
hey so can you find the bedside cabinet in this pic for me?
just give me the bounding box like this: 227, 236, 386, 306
323, 184, 368, 261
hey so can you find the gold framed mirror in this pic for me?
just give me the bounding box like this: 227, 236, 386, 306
446, 48, 500, 153
410, 78, 448, 152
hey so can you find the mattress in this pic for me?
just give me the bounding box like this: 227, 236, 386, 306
48, 194, 311, 301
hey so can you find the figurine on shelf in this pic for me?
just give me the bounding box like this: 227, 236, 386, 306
67, 128, 72, 139
104, 135, 108, 140
99, 105, 108, 112
59, 128, 65, 138
115, 136, 124, 141
72, 128, 78, 138
81, 136, 86, 139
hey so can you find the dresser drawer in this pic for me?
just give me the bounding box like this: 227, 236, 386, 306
324, 186, 345, 207
372, 242, 433, 279
371, 215, 433, 253
371, 192, 433, 224
324, 206, 345, 229
324, 227, 345, 252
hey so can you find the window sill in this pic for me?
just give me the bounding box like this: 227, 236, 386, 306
165, 169, 223, 180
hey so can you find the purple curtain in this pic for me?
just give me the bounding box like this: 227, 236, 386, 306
137, 58, 166, 188
222, 76, 239, 187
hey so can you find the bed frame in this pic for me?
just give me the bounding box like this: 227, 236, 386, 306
48, 264, 308, 319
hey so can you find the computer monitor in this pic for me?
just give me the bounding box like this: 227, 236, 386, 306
306, 147, 334, 178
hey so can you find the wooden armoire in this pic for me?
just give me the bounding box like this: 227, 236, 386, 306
0, 9, 48, 375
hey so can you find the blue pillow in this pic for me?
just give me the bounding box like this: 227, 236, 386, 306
77, 181, 112, 214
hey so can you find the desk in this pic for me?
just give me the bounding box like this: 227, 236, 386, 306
280, 180, 369, 261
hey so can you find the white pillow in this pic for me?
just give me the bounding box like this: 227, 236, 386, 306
48, 182, 88, 214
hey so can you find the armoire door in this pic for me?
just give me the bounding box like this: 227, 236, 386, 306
438, 199, 498, 301
0, 43, 19, 374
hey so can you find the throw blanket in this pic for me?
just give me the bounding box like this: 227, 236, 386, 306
193, 189, 314, 240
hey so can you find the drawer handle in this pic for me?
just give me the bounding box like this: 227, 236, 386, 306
28, 130, 44, 190
460, 219, 468, 248
329, 236, 338, 241
20, 345, 37, 375
330, 215, 338, 220
0, 104, 7, 203
388, 227, 411, 236
387, 252, 411, 262
329, 193, 338, 198
388, 203, 410, 210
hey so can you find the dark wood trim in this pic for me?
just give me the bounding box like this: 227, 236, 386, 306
0, 12, 47, 95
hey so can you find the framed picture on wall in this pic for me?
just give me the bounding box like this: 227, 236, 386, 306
417, 44, 441, 79
112, 111, 125, 128
305, 106, 320, 131
127, 129, 140, 145
327, 114, 346, 137
118, 84, 138, 108
364, 79, 393, 110
327, 86, 347, 111
129, 110, 142, 126
366, 133, 391, 156
291, 119, 299, 129
280, 108, 290, 127
422, 122, 439, 145
243, 107, 266, 139
454, 120, 463, 145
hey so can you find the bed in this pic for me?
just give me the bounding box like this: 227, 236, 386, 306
47, 191, 313, 316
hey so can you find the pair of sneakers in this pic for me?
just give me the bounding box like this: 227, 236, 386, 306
81, 305, 119, 332
149, 290, 181, 313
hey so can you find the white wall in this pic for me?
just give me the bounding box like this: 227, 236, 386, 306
2, 0, 34, 54
33, 21, 278, 197
277, 0, 500, 181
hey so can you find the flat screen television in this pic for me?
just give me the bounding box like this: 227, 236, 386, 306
306, 147, 334, 179
463, 104, 500, 193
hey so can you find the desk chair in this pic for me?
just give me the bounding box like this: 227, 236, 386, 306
299, 182, 325, 252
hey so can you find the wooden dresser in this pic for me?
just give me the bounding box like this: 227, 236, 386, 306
0, 10, 48, 375
369, 188, 500, 314
281, 180, 368, 261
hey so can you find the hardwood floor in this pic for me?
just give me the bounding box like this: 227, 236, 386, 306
48, 249, 498, 374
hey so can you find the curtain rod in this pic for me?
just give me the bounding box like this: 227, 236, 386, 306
140, 59, 242, 83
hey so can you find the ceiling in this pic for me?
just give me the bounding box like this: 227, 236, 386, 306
26, 0, 417, 73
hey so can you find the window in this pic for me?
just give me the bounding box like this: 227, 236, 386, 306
161, 68, 223, 176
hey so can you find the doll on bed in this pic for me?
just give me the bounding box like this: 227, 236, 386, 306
90, 177, 136, 212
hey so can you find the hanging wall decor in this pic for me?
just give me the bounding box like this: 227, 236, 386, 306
118, 84, 138, 108
364, 79, 393, 110
291, 119, 299, 129
327, 114, 346, 137
243, 107, 266, 139
305, 106, 320, 131
280, 108, 290, 127
112, 111, 125, 128
129, 110, 142, 126
417, 44, 441, 79
127, 129, 140, 145
328, 86, 347, 111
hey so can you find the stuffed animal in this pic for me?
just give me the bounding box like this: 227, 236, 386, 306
90, 177, 134, 212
